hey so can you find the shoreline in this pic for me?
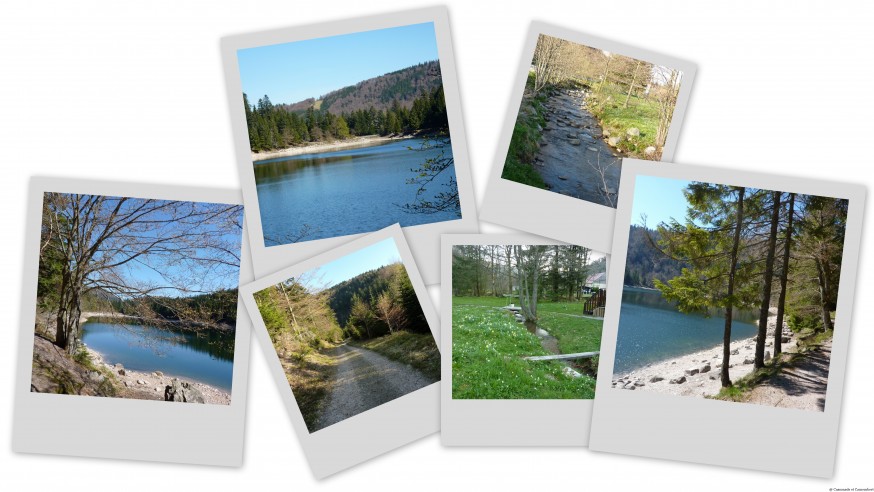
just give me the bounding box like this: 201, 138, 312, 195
251, 134, 414, 162
612, 313, 797, 398
85, 346, 232, 405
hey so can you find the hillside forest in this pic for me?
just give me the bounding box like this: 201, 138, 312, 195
244, 61, 449, 152
636, 184, 847, 388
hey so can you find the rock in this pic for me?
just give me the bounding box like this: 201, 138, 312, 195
765, 351, 772, 361
137, 379, 147, 385
684, 367, 699, 376
700, 364, 711, 373
118, 368, 126, 376
578, 133, 592, 140
669, 376, 687, 384
153, 371, 163, 377
123, 381, 129, 387
587, 146, 598, 152
626, 127, 640, 137
782, 336, 790, 343
87, 371, 105, 383
164, 379, 205, 404
731, 348, 739, 355
715, 363, 722, 368
709, 374, 718, 380
608, 136, 621, 147
539, 141, 548, 147
623, 382, 636, 390
568, 139, 581, 145
644, 146, 657, 156
671, 361, 677, 365
743, 357, 754, 365
649, 376, 664, 383
634, 381, 645, 387
558, 176, 568, 180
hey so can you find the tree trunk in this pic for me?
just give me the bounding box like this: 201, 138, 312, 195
814, 259, 834, 331
755, 192, 781, 368
721, 187, 745, 388
623, 61, 641, 108
774, 193, 795, 355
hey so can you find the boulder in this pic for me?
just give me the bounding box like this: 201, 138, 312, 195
669, 376, 687, 384
684, 367, 699, 376
623, 382, 636, 390
782, 336, 790, 343
153, 371, 163, 378
700, 364, 711, 373
644, 146, 657, 156
137, 379, 147, 385
743, 357, 754, 365
164, 379, 205, 404
626, 127, 640, 137
569, 139, 581, 145
607, 136, 621, 147
649, 375, 664, 383
731, 348, 739, 355
117, 368, 126, 376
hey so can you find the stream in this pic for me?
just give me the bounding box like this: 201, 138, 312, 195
535, 87, 623, 207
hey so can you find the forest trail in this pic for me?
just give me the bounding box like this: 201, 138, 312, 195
747, 339, 831, 412
314, 343, 436, 431
536, 87, 622, 206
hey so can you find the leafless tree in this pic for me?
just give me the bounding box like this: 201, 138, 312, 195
39, 193, 243, 354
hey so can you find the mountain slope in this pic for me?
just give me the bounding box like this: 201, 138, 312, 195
281, 60, 442, 115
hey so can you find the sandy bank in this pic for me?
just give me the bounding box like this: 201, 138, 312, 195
612, 313, 797, 398
85, 347, 231, 405
251, 135, 414, 162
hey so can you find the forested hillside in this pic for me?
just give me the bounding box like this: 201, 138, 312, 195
244, 61, 448, 152
328, 263, 427, 338
284, 60, 442, 115
623, 225, 685, 287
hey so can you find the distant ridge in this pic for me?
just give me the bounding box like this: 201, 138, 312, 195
281, 60, 442, 115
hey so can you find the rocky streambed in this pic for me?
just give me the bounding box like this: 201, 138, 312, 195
534, 87, 624, 207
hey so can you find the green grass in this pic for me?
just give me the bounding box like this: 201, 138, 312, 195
500, 72, 548, 189
355, 331, 440, 381
451, 304, 596, 399
587, 84, 661, 159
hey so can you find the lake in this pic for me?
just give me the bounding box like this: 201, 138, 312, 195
80, 321, 235, 391
613, 287, 759, 375
254, 137, 461, 246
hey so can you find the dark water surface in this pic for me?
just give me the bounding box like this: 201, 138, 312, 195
255, 138, 461, 246
613, 287, 759, 375
80, 322, 234, 391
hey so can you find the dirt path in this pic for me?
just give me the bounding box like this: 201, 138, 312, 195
747, 339, 831, 412
314, 343, 436, 431
536, 87, 622, 206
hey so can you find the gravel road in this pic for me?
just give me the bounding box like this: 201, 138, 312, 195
314, 343, 437, 431
747, 339, 831, 412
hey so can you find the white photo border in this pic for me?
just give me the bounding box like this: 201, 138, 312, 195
589, 158, 866, 477
239, 223, 439, 479
12, 177, 253, 467
479, 21, 697, 254
441, 233, 607, 446
221, 6, 478, 284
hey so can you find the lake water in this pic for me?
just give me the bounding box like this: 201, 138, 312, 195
254, 137, 461, 246
80, 321, 235, 391
613, 287, 759, 375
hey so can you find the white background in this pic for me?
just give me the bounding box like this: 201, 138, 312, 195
1, 0, 870, 489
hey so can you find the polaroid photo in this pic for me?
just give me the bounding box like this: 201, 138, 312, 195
240, 223, 439, 478
440, 233, 609, 445
589, 159, 865, 476
12, 177, 252, 466
222, 6, 477, 285
479, 22, 696, 254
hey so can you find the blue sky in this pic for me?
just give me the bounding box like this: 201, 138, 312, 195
630, 175, 693, 228
237, 22, 438, 105
306, 237, 402, 290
